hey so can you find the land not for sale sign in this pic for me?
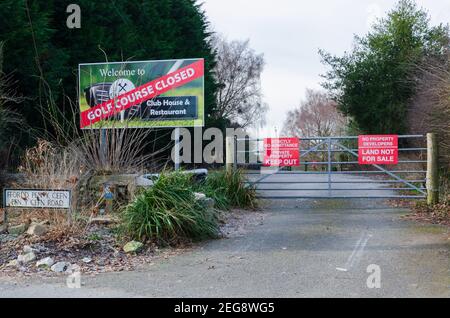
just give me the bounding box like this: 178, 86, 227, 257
263, 137, 300, 167
358, 135, 398, 165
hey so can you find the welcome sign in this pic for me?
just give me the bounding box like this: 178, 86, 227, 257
78, 59, 204, 129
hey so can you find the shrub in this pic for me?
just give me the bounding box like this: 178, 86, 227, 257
197, 169, 257, 209
121, 172, 219, 244
194, 172, 230, 210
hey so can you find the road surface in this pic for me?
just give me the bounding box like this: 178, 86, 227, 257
0, 173, 448, 297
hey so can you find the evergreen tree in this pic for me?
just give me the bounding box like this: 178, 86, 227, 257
320, 0, 449, 134
0, 0, 220, 148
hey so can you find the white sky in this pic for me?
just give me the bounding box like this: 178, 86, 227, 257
202, 0, 450, 137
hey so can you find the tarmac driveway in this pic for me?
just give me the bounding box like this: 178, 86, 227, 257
0, 173, 449, 297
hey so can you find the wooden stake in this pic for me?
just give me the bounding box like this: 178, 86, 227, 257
426, 133, 439, 205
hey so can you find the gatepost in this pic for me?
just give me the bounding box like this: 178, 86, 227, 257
426, 133, 439, 205
225, 136, 235, 172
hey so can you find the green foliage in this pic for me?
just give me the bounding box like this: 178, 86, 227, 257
195, 173, 230, 210
197, 169, 257, 209
86, 233, 102, 242
121, 172, 219, 244
320, 0, 449, 134
120, 169, 257, 244
0, 0, 221, 148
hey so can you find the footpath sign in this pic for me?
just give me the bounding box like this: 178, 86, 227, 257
3, 189, 72, 225
263, 137, 300, 167
358, 135, 398, 165
78, 58, 204, 129
4, 189, 71, 209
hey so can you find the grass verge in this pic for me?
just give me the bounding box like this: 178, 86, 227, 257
120, 172, 219, 244
195, 169, 257, 210
120, 169, 257, 245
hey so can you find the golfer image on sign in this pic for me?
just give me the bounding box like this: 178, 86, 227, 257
83, 78, 137, 122
109, 78, 136, 122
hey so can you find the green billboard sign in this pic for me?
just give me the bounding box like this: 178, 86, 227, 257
78, 58, 204, 129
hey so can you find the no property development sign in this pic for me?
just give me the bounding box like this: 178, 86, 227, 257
358, 135, 398, 165
78, 58, 204, 129
263, 137, 300, 167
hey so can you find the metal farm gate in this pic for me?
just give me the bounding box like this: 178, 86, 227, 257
233, 135, 429, 200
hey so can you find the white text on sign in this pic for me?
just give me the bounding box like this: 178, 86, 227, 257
358, 135, 398, 165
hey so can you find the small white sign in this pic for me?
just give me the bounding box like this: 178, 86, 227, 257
4, 189, 71, 209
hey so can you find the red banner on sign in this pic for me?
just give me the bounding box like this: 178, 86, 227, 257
358, 135, 398, 165
80, 60, 204, 128
263, 137, 300, 167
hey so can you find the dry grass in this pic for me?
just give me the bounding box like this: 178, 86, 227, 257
0, 46, 176, 246
7, 99, 173, 238
409, 201, 450, 226
408, 53, 450, 200
18, 139, 82, 189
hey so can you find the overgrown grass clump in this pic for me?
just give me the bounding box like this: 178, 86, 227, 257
196, 169, 257, 210
121, 169, 257, 244
121, 172, 219, 244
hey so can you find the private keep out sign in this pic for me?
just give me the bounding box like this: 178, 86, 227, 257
358, 135, 398, 165
263, 137, 300, 167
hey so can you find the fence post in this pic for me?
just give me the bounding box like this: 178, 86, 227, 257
233, 135, 238, 171
2, 189, 7, 231
327, 137, 332, 197
225, 136, 234, 172
426, 133, 439, 205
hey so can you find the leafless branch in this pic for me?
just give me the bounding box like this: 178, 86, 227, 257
211, 34, 267, 128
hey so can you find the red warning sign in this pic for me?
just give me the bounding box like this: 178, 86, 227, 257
263, 137, 300, 167
358, 135, 398, 165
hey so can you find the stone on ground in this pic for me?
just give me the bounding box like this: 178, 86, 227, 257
23, 245, 35, 253
201, 198, 215, 209
194, 192, 207, 200
36, 257, 55, 268
26, 223, 48, 236
82, 257, 92, 263
194, 192, 215, 209
51, 261, 70, 273
136, 175, 155, 187
89, 216, 119, 225
17, 252, 36, 264
8, 224, 28, 235
123, 241, 144, 253
6, 259, 18, 267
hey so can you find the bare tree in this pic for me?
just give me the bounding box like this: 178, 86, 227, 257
282, 89, 346, 138
212, 34, 267, 128
408, 52, 450, 172
0, 42, 25, 170
281, 89, 346, 166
